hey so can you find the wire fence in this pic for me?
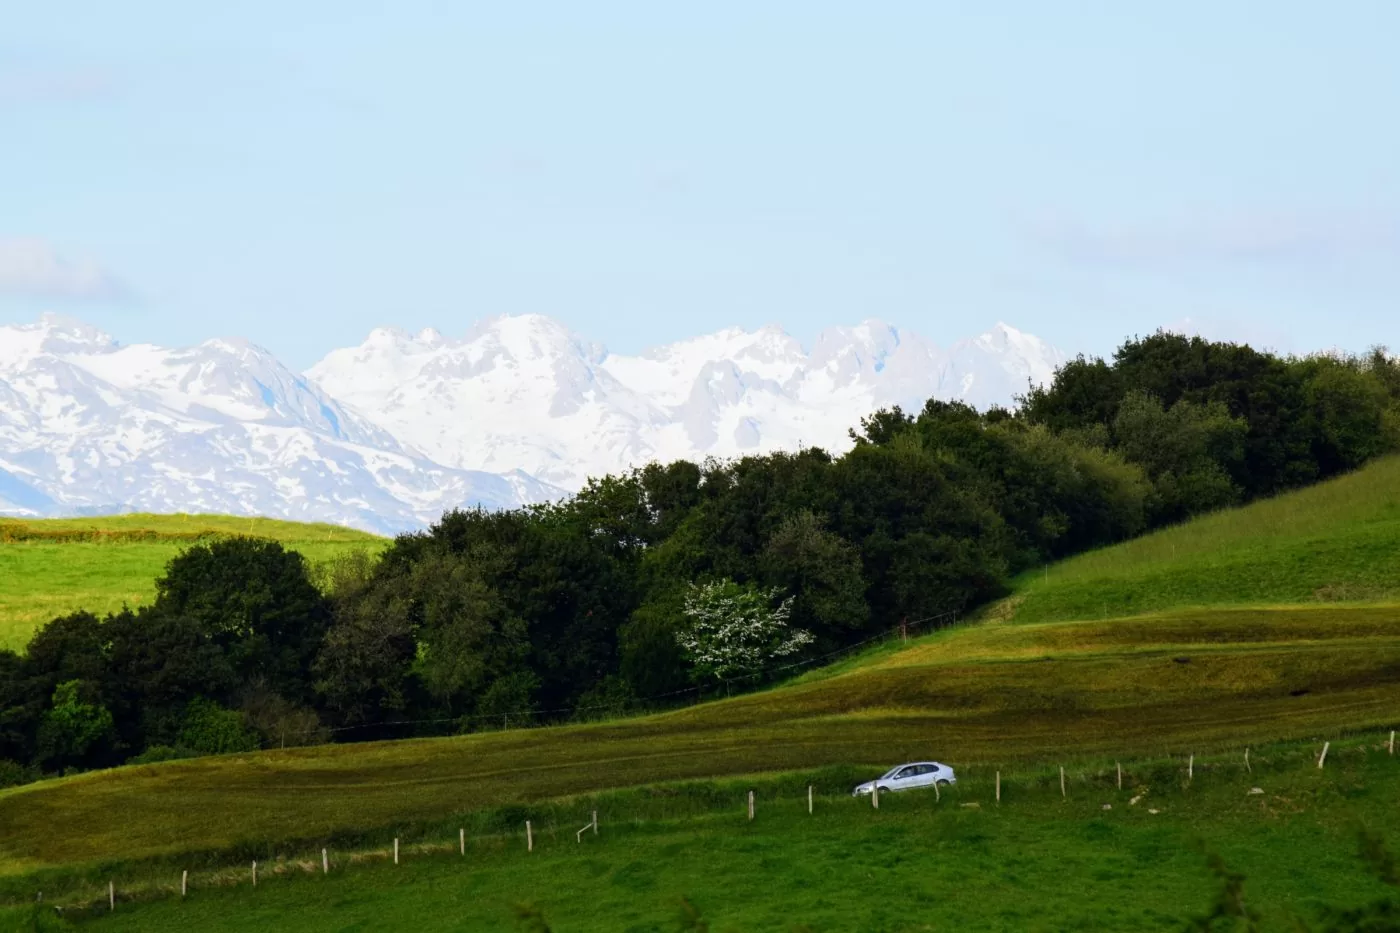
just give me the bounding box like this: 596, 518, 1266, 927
41, 731, 1400, 919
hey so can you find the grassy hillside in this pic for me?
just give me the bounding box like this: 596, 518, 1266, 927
2, 460, 1399, 887
0, 515, 384, 651
3, 603, 1397, 877
994, 455, 1400, 625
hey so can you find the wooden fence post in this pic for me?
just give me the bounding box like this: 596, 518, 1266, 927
460, 829, 465, 856
748, 790, 755, 821
1116, 761, 1122, 790
182, 870, 187, 897
252, 861, 257, 887
1245, 747, 1251, 773
872, 784, 879, 809
109, 881, 114, 911
1188, 755, 1194, 782
1391, 730, 1396, 755
592, 810, 598, 835
1060, 766, 1066, 799
934, 779, 940, 802
526, 821, 533, 852
1318, 741, 1330, 769
808, 785, 814, 814
995, 770, 1001, 804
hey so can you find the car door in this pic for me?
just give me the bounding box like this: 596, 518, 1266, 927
890, 766, 919, 789
908, 764, 935, 788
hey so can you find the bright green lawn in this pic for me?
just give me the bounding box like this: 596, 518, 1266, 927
0, 514, 384, 651
14, 744, 1400, 932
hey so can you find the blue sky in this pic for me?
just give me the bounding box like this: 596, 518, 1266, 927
2, 1, 1397, 368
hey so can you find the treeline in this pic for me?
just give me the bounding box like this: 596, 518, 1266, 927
2, 333, 1398, 781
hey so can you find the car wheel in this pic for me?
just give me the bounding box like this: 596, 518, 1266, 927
876, 786, 891, 794
935, 779, 950, 786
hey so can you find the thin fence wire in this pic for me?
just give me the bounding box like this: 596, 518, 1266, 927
274, 608, 962, 744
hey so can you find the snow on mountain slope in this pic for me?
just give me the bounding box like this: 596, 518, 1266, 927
0, 314, 562, 533
309, 315, 1066, 490
0, 312, 1064, 529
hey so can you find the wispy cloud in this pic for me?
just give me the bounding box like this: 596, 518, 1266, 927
0, 239, 130, 302
1027, 210, 1400, 268
0, 69, 114, 106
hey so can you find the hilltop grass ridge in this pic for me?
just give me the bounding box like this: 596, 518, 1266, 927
2, 458, 1400, 885
0, 514, 383, 544
0, 514, 385, 651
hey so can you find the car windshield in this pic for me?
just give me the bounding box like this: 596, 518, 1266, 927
880, 765, 907, 779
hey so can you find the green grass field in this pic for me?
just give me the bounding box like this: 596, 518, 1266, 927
10, 743, 1400, 931
4, 461, 1400, 927
0, 514, 385, 652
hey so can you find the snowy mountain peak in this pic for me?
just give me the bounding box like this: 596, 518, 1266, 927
0, 317, 564, 531
310, 314, 1066, 490
34, 311, 116, 345
3, 312, 1065, 530
0, 313, 117, 368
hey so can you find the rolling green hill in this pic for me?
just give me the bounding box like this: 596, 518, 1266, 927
993, 454, 1400, 625
0, 515, 385, 652
3, 459, 1400, 888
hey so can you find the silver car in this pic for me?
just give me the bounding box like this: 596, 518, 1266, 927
852, 761, 956, 796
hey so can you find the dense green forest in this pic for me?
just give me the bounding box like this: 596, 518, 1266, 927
3, 332, 1398, 782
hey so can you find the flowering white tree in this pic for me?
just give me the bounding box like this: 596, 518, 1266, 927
677, 580, 813, 683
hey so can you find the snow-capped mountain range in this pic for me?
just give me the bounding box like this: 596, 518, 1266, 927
0, 313, 1065, 533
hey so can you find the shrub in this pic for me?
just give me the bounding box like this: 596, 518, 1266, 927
128, 745, 197, 765
179, 698, 260, 755
0, 758, 37, 788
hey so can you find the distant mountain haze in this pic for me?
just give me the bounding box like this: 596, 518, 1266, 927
0, 313, 1065, 531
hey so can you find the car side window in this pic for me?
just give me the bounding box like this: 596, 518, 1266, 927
896, 767, 915, 779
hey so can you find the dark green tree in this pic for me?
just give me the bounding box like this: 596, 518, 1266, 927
151, 537, 330, 702
760, 510, 868, 644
